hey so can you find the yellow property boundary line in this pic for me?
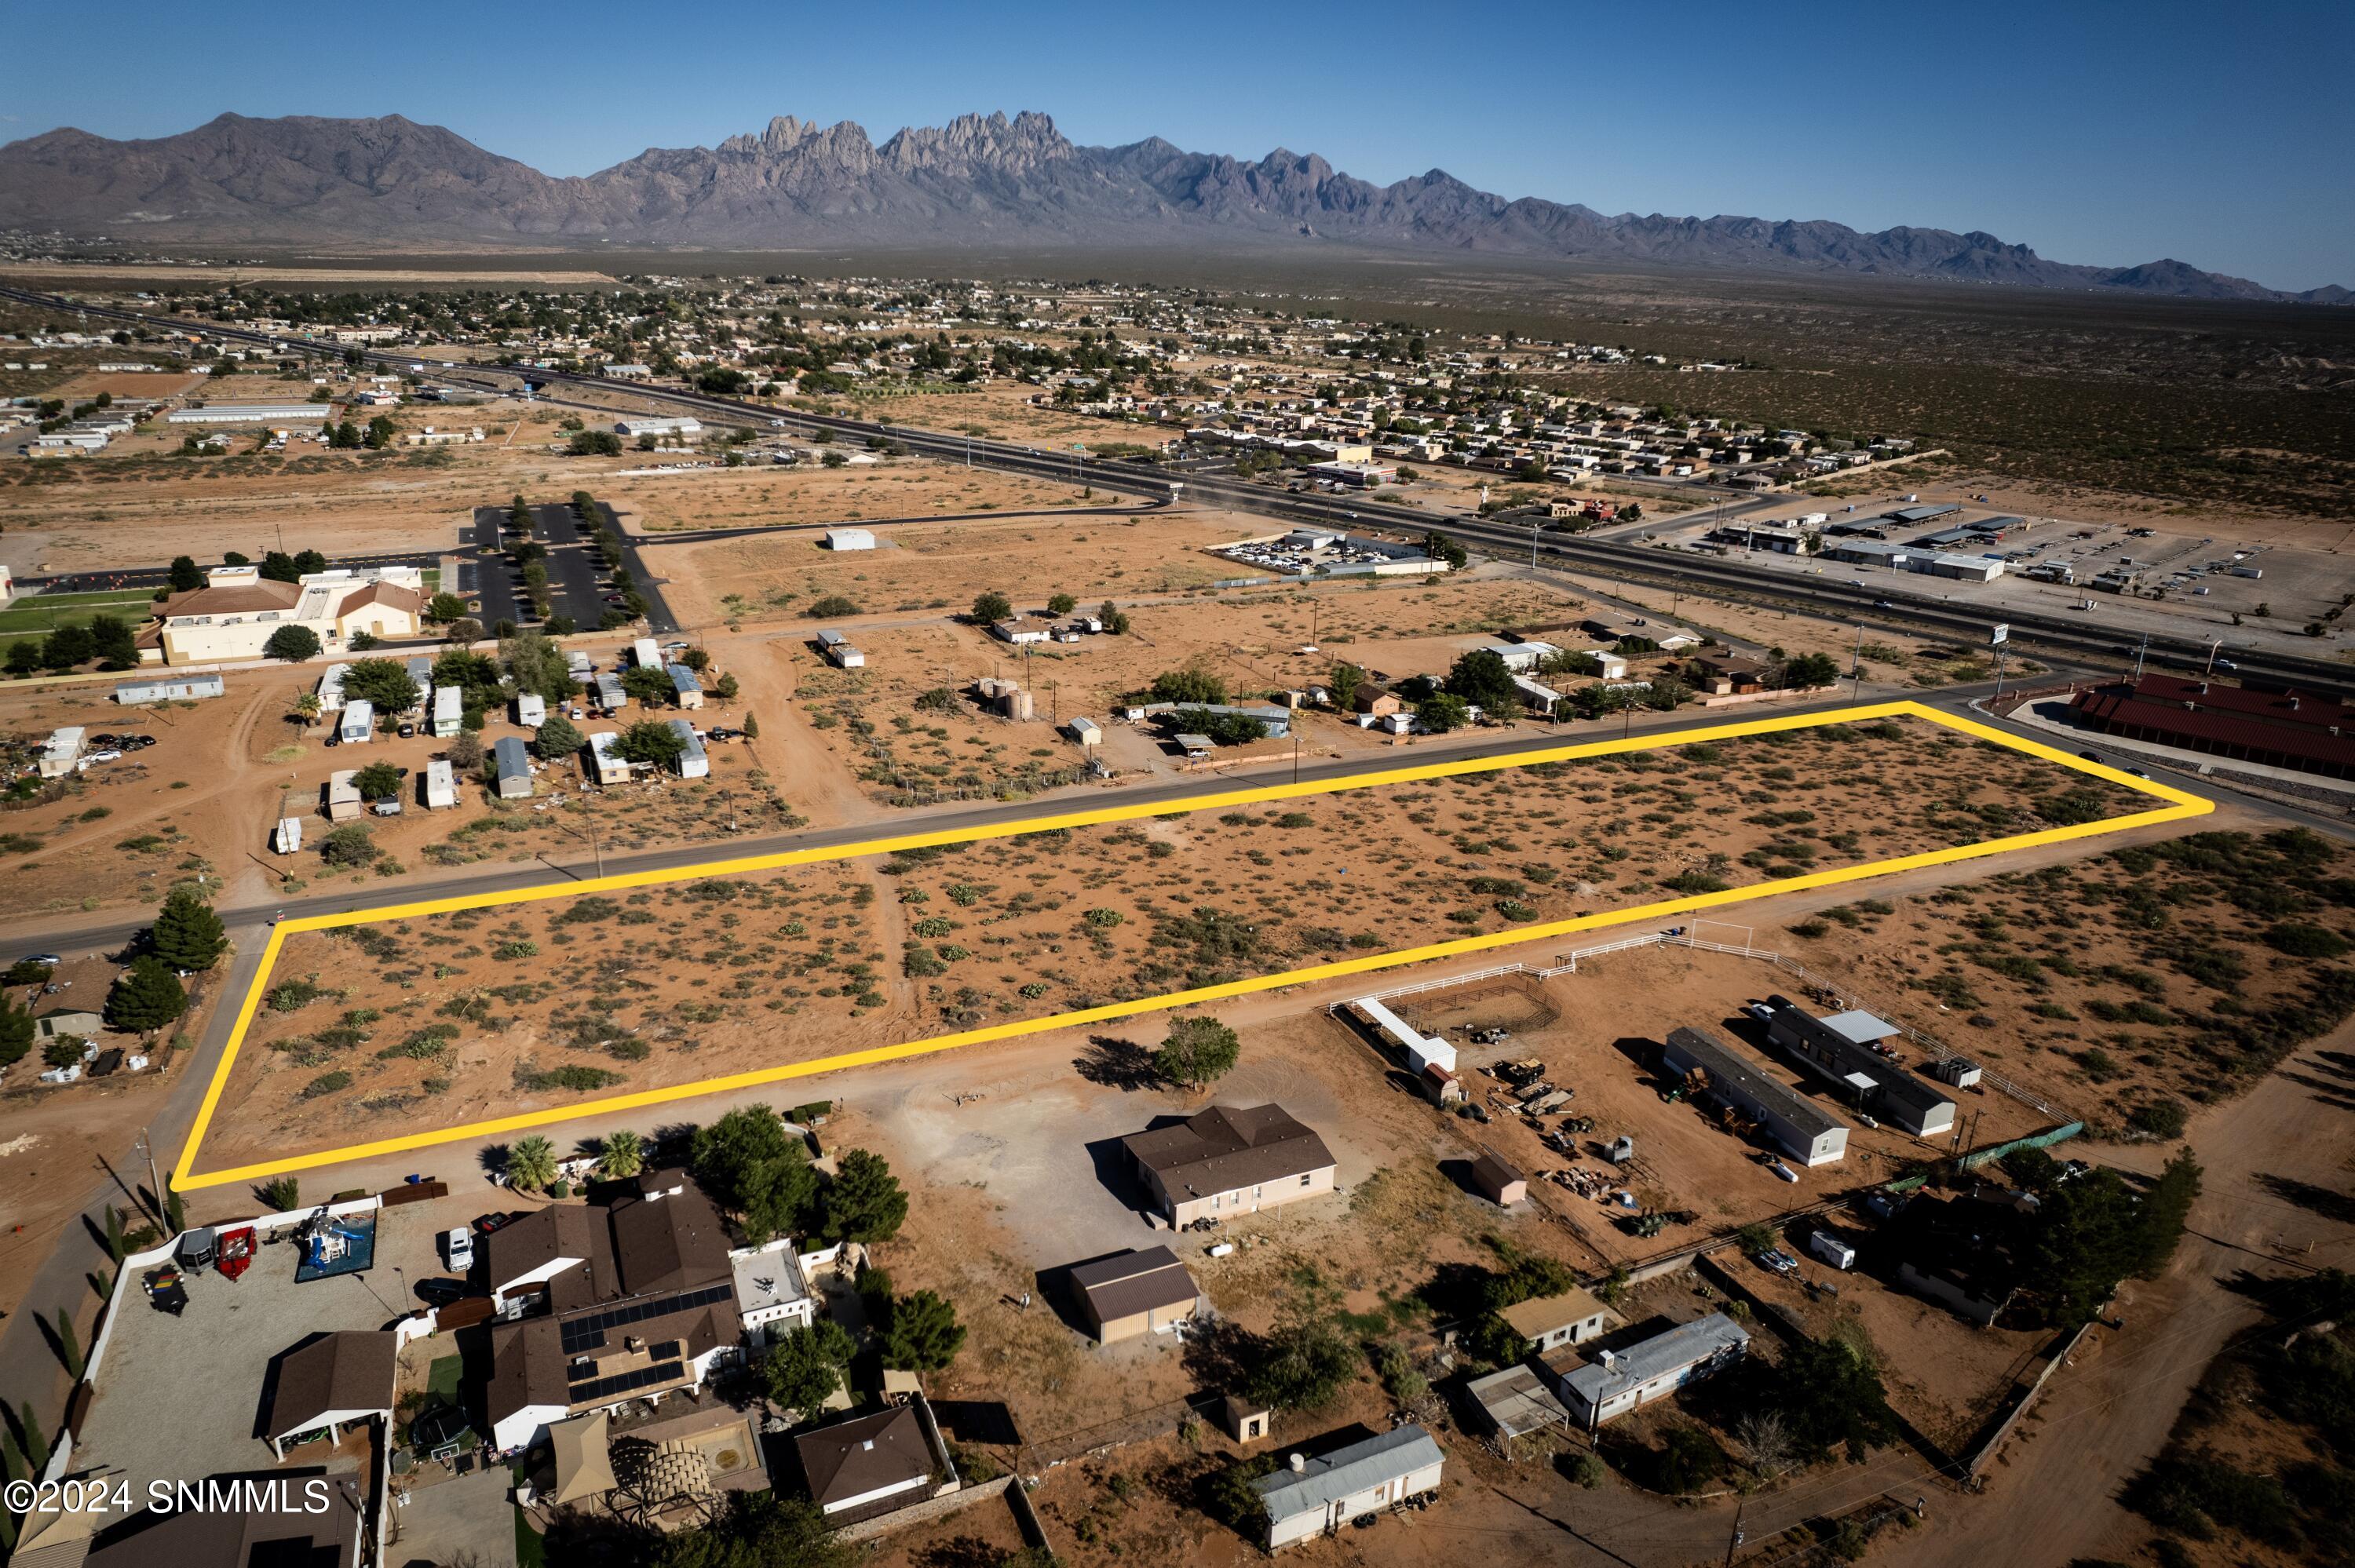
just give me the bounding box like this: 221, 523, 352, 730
172, 701, 2211, 1191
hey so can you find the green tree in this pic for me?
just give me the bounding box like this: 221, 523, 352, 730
425, 592, 470, 624
259, 550, 301, 582
620, 663, 675, 705
352, 760, 403, 800
1761, 1326, 1900, 1463
881, 1289, 966, 1371
263, 623, 323, 662
693, 1107, 816, 1242
168, 555, 204, 591
1443, 647, 1519, 713
1047, 592, 1078, 615
2135, 1149, 2203, 1278
149, 885, 228, 972
55, 1308, 82, 1380
742, 712, 761, 740
820, 1149, 908, 1244
293, 549, 327, 576
615, 719, 687, 767
1149, 667, 1227, 706
6, 641, 42, 678
105, 957, 187, 1033
0, 994, 33, 1067
42, 625, 94, 672
319, 824, 377, 867
504, 1134, 558, 1192
972, 590, 1013, 623
1327, 662, 1364, 711
1421, 531, 1470, 569
1415, 692, 1472, 732
89, 614, 138, 669
341, 658, 419, 719
1243, 1272, 1356, 1410
501, 628, 576, 702
533, 712, 584, 761
568, 429, 622, 456
1097, 600, 1130, 635
594, 1129, 645, 1180
44, 1037, 85, 1070
762, 1321, 856, 1421
1174, 708, 1267, 746
648, 1493, 853, 1568
1155, 1014, 1241, 1088
1781, 651, 1842, 689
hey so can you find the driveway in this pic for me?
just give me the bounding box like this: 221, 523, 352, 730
390, 1464, 517, 1568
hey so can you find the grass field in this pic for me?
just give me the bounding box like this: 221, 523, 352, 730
0, 588, 158, 640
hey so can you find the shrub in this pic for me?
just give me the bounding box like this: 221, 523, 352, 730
301, 1070, 352, 1099
806, 595, 860, 618
2266, 921, 2350, 959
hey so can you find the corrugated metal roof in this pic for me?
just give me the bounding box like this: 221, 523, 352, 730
1561, 1314, 1748, 1409
2072, 676, 2355, 771
1254, 1424, 1444, 1516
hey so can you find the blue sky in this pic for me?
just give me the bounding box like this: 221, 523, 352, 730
3, 0, 2347, 290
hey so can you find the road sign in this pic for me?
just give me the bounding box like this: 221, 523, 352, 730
1989, 624, 2008, 647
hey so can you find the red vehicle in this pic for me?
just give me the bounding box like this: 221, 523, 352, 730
216, 1226, 257, 1282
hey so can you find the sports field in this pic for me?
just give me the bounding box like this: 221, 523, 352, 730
170, 702, 2210, 1190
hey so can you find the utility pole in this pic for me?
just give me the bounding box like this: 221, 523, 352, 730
2205, 638, 2221, 676
1530, 516, 1540, 571
1851, 624, 1865, 698
2133, 632, 2150, 680
1724, 1500, 1746, 1568
1291, 730, 1300, 784
140, 1125, 163, 1226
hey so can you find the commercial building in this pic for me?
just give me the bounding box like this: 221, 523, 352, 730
669, 719, 709, 778
614, 417, 703, 443
1555, 1313, 1749, 1431
1659, 1026, 1849, 1167
1068, 1246, 1201, 1342
1254, 1424, 1445, 1550
483, 1169, 740, 1453
137, 564, 424, 665
493, 735, 534, 799
823, 528, 875, 551
113, 672, 225, 705
2070, 676, 2355, 780
1122, 1104, 1338, 1227
1765, 1006, 1957, 1139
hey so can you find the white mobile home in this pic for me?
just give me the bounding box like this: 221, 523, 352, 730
1254, 1425, 1445, 1551
586, 731, 630, 786
337, 701, 374, 745
595, 673, 627, 714
431, 684, 462, 738
1556, 1314, 1750, 1431
630, 637, 663, 668
816, 629, 864, 669
423, 759, 458, 810
272, 817, 303, 854
114, 673, 226, 705
823, 527, 875, 551
667, 663, 703, 709
493, 736, 533, 799
316, 663, 350, 712
38, 727, 86, 779
513, 692, 546, 728
669, 720, 709, 779
1660, 1025, 1848, 1167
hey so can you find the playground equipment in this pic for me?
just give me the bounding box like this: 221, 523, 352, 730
299, 1212, 369, 1272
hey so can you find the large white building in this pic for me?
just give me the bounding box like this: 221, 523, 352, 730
137, 564, 425, 666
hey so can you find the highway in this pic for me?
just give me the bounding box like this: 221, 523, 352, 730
9, 283, 2353, 698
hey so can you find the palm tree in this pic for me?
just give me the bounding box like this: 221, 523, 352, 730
504, 1135, 558, 1192
289, 692, 320, 729
594, 1129, 644, 1180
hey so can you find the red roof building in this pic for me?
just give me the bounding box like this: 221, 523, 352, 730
2070, 676, 2355, 779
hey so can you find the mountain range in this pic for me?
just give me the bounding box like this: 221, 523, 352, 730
2, 110, 2342, 304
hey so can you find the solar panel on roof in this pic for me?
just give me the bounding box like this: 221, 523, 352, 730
558, 1282, 732, 1354
566, 1358, 685, 1404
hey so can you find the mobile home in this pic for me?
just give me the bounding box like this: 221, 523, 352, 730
431, 684, 462, 738
631, 637, 663, 668
669, 720, 709, 778
272, 817, 303, 854
423, 759, 458, 810
513, 692, 546, 728
595, 673, 627, 714
323, 770, 363, 822
492, 735, 533, 799
667, 663, 704, 709
337, 700, 374, 745
586, 731, 630, 786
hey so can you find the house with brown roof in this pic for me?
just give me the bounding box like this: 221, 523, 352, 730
1499, 1287, 1615, 1353
794, 1401, 958, 1525
1122, 1104, 1337, 1227
485, 1169, 742, 1453
136, 563, 425, 665
1689, 655, 1769, 695
265, 1329, 397, 1459
1068, 1246, 1201, 1342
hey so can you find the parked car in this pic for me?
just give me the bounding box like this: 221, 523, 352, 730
1744, 1002, 1775, 1026
17, 953, 63, 968
415, 1276, 470, 1307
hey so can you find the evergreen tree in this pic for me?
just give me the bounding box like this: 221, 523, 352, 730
104, 957, 187, 1034
881, 1289, 966, 1371
1155, 1015, 1242, 1088
167, 555, 204, 591
149, 885, 228, 972
820, 1150, 908, 1244
532, 712, 584, 761
761, 1321, 856, 1420
262, 624, 323, 662
0, 993, 33, 1068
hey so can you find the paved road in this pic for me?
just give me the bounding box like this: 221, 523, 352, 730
633, 498, 1167, 547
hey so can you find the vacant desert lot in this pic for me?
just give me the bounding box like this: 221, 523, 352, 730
199, 713, 2147, 1167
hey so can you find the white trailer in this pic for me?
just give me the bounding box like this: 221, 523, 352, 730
272, 817, 303, 854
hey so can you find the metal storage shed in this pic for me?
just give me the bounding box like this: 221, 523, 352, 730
493, 735, 533, 798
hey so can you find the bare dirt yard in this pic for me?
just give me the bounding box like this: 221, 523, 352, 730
197, 712, 2144, 1170
616, 454, 1094, 535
